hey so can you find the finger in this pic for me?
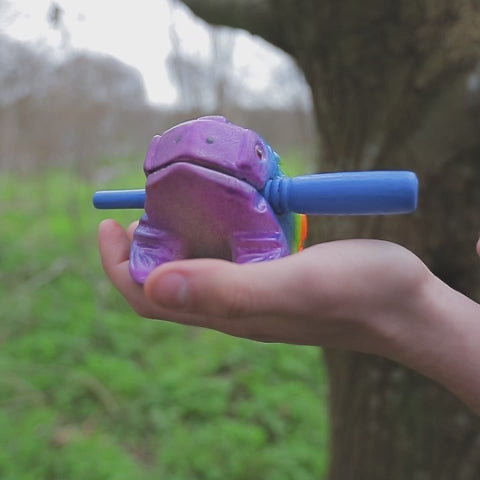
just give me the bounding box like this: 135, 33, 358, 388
98, 219, 147, 310
98, 219, 131, 268
127, 221, 139, 242
144, 251, 316, 319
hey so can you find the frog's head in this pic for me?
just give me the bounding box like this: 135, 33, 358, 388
143, 116, 281, 190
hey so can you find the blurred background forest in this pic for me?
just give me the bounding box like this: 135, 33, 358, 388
0, 0, 316, 175
4, 0, 480, 479
0, 1, 328, 479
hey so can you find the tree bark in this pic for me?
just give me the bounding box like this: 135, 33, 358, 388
181, 1, 480, 478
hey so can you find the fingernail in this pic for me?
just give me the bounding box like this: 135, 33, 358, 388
151, 273, 189, 308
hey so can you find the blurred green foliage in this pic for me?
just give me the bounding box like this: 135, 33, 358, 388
0, 162, 328, 479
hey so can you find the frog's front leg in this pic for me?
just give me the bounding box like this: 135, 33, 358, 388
130, 214, 188, 284
230, 231, 289, 264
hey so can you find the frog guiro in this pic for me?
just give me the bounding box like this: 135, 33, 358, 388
94, 117, 418, 283
129, 116, 307, 284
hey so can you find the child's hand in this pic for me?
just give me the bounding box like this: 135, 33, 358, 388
98, 219, 428, 355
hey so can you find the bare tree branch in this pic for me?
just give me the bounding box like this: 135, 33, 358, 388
179, 0, 291, 53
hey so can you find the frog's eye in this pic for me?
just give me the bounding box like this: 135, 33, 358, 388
255, 144, 264, 160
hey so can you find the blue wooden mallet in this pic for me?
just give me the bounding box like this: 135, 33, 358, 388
93, 170, 418, 215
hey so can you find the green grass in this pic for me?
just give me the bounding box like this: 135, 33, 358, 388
0, 166, 329, 479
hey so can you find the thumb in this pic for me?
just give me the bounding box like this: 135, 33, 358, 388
144, 254, 314, 319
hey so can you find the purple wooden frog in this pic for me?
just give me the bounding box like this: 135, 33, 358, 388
129, 116, 305, 284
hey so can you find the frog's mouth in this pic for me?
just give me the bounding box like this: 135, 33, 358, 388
146, 162, 262, 205
145, 158, 263, 190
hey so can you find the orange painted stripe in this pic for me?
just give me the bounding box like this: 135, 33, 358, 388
298, 214, 308, 251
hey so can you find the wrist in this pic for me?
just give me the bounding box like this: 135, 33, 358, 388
379, 269, 480, 413
378, 269, 443, 369
347, 255, 432, 359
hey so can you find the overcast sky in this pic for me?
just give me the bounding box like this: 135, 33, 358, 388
0, 0, 310, 108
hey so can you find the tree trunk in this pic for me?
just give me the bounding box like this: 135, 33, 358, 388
181, 1, 480, 478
